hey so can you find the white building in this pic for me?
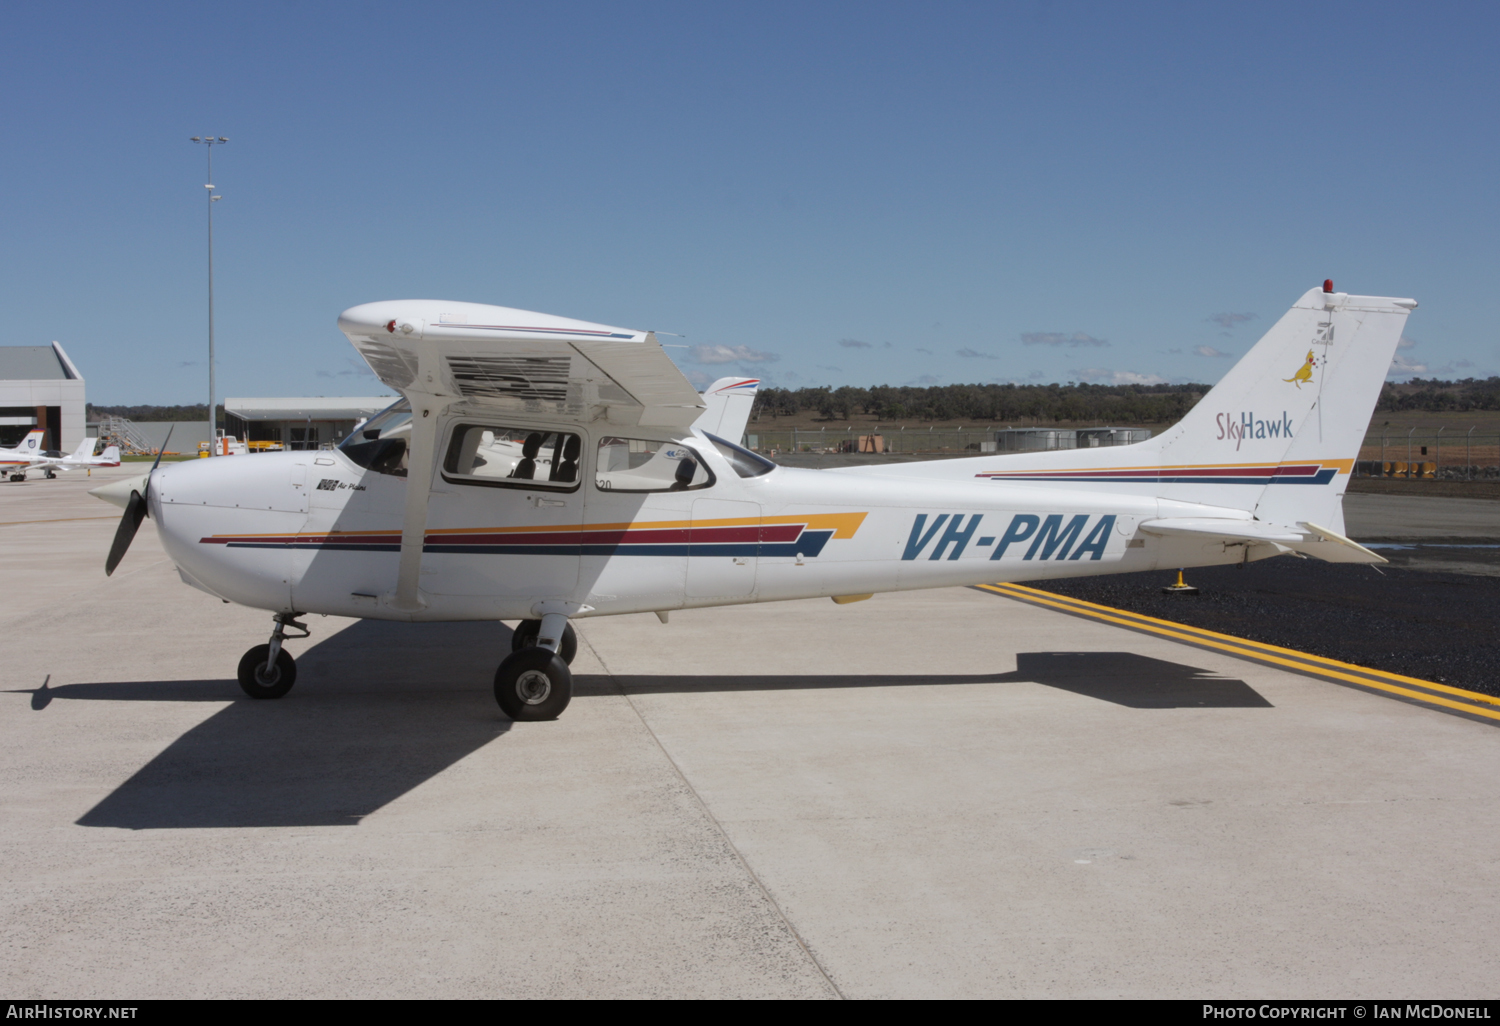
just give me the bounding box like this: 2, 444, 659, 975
0, 342, 86, 451
224, 396, 396, 450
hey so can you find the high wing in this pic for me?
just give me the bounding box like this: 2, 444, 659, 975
338, 299, 705, 610
338, 300, 703, 431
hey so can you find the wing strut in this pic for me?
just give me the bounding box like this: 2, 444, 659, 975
392, 398, 450, 611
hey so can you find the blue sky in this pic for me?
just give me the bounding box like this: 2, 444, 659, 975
2, 1, 1496, 403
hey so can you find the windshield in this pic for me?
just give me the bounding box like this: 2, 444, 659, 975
705, 432, 777, 478
339, 399, 412, 476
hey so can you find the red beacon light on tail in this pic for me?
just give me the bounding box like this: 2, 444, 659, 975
1323, 279, 1334, 293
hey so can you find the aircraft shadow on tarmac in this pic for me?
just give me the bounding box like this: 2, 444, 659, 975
21, 620, 1265, 830
57, 620, 516, 831
613, 651, 1273, 710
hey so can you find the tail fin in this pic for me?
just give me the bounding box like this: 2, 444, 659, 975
693, 377, 760, 442
6, 430, 45, 455
1150, 284, 1414, 530
72, 437, 97, 459
99, 445, 120, 464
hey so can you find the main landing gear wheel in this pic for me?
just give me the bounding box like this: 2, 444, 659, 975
237, 644, 297, 699
494, 647, 572, 721
44, 470, 56, 479
510, 618, 578, 664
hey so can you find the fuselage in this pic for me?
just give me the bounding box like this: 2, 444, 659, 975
148, 423, 1252, 622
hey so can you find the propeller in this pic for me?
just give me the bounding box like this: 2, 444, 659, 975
104, 426, 173, 576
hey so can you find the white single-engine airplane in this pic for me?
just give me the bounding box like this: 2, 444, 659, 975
3, 433, 120, 481
91, 281, 1413, 720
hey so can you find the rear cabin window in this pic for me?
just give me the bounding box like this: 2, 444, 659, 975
594, 437, 714, 492
705, 432, 777, 478
443, 425, 582, 490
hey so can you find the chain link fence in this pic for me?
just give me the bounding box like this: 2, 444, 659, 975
1356, 430, 1500, 480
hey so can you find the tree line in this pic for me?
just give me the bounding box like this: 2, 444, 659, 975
752, 377, 1500, 424
88, 403, 211, 422
751, 383, 1213, 424
1375, 378, 1500, 412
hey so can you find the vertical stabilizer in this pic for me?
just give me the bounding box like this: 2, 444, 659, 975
3, 430, 45, 456
1148, 285, 1414, 529
693, 378, 760, 442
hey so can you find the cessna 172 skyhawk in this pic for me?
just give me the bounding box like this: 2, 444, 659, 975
91, 281, 1413, 720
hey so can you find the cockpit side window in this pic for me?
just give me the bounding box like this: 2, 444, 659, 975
442, 424, 582, 491
594, 437, 714, 492
339, 399, 412, 477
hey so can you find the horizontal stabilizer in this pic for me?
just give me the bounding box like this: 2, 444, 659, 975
1140, 518, 1386, 564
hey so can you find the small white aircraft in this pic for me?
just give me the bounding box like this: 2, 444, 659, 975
0, 430, 46, 479
3, 433, 120, 481
92, 282, 1413, 720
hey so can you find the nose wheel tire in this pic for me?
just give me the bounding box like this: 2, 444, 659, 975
237, 644, 297, 699
510, 619, 578, 665
494, 648, 572, 721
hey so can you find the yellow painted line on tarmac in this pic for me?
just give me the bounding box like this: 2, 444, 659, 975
977, 582, 1500, 724
0, 515, 119, 526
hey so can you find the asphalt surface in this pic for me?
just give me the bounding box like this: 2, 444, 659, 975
4, 465, 1500, 998
1033, 493, 1500, 696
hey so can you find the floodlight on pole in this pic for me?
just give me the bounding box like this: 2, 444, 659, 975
190, 135, 228, 455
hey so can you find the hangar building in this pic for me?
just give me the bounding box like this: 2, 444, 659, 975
0, 342, 86, 450
224, 396, 395, 451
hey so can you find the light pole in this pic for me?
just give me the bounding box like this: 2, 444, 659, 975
191, 135, 227, 454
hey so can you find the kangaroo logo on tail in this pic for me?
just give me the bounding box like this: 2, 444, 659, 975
1284, 349, 1316, 388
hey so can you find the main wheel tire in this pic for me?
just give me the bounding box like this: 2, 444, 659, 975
509, 619, 578, 664
237, 644, 297, 699
45, 470, 56, 479
494, 647, 572, 721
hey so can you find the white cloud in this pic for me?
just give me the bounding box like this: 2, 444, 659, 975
837, 338, 872, 349
1075, 368, 1168, 386
1208, 312, 1257, 329
1193, 345, 1233, 358
1398, 335, 1417, 349
688, 343, 779, 365
955, 347, 999, 359
1021, 331, 1109, 348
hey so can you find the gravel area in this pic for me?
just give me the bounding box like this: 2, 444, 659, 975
1028, 557, 1500, 697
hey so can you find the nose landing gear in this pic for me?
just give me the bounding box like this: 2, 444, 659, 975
237, 613, 309, 699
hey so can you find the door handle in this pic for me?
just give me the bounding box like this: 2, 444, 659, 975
533, 497, 566, 508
